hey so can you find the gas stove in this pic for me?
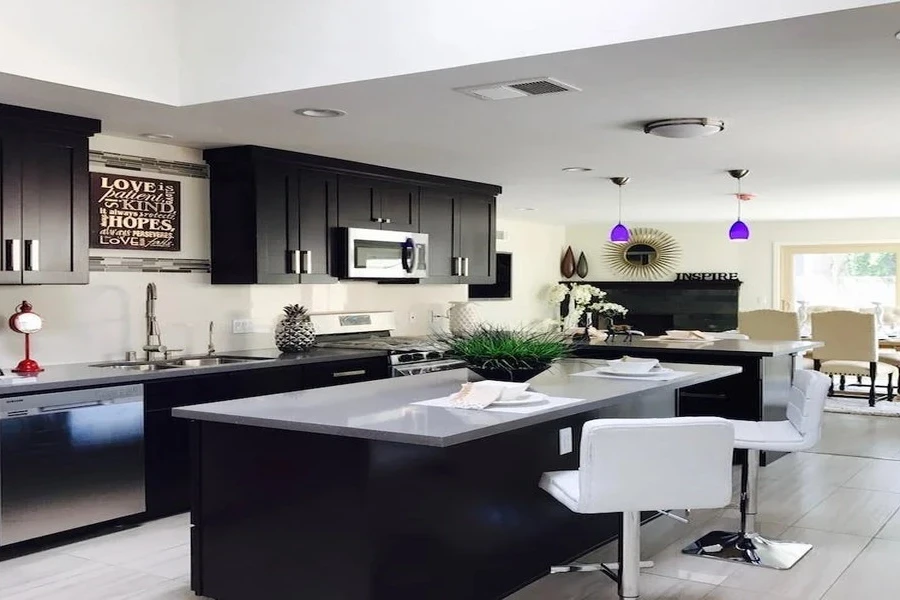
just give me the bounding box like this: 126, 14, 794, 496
311, 311, 465, 376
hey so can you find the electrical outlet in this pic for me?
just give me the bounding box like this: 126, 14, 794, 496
232, 319, 253, 334
559, 427, 573, 455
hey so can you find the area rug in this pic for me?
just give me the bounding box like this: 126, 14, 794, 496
825, 396, 900, 417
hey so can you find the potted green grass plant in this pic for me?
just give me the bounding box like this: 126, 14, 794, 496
436, 325, 571, 382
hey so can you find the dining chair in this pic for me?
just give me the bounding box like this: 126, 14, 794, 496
811, 311, 897, 406
738, 310, 801, 341
739, 310, 810, 368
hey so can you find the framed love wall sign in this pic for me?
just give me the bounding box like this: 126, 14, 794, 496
89, 173, 181, 251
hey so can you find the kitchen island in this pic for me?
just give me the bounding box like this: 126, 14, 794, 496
175, 360, 740, 600
576, 338, 819, 463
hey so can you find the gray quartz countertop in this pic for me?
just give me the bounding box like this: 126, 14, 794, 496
576, 338, 821, 357
173, 359, 742, 447
0, 347, 388, 396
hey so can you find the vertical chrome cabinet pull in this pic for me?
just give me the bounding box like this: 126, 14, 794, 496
287, 250, 301, 274
4, 239, 21, 272
383, 218, 392, 224
451, 256, 460, 276
301, 250, 312, 274
24, 240, 39, 271
463, 257, 470, 277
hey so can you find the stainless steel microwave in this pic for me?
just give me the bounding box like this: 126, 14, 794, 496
337, 228, 428, 279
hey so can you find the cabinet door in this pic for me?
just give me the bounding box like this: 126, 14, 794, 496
418, 188, 458, 282
337, 176, 379, 229
301, 357, 391, 389
456, 194, 496, 284
254, 161, 301, 284
296, 169, 338, 283
20, 131, 89, 284
0, 131, 23, 284
144, 409, 191, 518
378, 182, 419, 232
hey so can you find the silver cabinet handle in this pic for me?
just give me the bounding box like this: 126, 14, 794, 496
300, 250, 312, 274
451, 256, 459, 276
24, 240, 38, 271
383, 218, 392, 224
287, 250, 301, 274
332, 369, 366, 378
4, 239, 21, 272
462, 257, 470, 277
371, 217, 382, 223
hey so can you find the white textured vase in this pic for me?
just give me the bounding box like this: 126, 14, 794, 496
797, 300, 810, 336
874, 302, 885, 333
448, 301, 481, 335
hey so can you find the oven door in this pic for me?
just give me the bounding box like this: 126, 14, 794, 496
393, 359, 467, 377
344, 228, 428, 279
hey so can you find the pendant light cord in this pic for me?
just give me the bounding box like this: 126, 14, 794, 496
618, 185, 623, 223
736, 178, 742, 220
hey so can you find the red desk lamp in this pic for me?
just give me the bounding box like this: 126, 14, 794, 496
9, 300, 44, 374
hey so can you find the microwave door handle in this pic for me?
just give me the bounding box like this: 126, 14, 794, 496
401, 240, 414, 274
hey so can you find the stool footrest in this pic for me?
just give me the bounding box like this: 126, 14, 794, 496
682, 530, 812, 570
549, 561, 654, 581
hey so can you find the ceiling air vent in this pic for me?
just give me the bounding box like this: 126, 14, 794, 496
454, 77, 581, 101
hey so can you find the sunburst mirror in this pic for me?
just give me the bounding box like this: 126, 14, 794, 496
602, 227, 682, 280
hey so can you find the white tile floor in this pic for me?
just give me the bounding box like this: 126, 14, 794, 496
2, 412, 899, 599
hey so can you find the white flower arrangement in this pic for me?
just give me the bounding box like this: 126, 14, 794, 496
590, 301, 629, 318
547, 283, 569, 304
545, 283, 624, 331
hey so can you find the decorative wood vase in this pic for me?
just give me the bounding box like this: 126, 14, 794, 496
561, 247, 576, 278
575, 252, 589, 278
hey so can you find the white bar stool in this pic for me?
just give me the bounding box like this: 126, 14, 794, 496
682, 369, 830, 569
539, 417, 734, 600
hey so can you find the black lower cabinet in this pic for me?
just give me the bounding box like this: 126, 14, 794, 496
144, 358, 390, 518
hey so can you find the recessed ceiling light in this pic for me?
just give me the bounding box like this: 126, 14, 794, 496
643, 118, 725, 138
294, 108, 347, 118
140, 133, 174, 140
561, 167, 592, 172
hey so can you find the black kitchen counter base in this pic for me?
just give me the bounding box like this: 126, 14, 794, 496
190, 386, 678, 600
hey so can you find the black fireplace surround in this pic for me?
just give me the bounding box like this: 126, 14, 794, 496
561, 280, 742, 335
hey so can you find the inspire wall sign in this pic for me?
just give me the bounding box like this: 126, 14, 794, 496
675, 272, 740, 282
89, 173, 181, 251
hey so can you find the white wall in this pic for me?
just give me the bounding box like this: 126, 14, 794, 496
0, 0, 180, 104
0, 136, 558, 367
566, 218, 900, 312
476, 219, 566, 328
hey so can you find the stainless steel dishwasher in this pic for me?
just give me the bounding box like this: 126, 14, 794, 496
0, 384, 145, 546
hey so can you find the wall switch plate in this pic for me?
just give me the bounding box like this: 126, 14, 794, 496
232, 319, 254, 334
559, 427, 573, 455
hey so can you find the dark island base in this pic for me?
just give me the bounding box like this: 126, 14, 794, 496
189, 388, 676, 600
575, 346, 796, 465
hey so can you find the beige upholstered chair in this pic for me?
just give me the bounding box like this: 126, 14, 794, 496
811, 311, 897, 406
739, 310, 801, 340
739, 310, 811, 368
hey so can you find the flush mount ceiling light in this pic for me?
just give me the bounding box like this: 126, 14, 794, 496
294, 108, 347, 118
515, 207, 536, 211
562, 167, 592, 172
140, 133, 174, 140
643, 118, 725, 139
727, 169, 751, 242
609, 176, 631, 244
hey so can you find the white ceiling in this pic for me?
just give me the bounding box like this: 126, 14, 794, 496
1, 4, 899, 225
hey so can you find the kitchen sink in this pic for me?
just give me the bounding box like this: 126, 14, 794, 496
91, 355, 273, 370
164, 356, 272, 367
93, 363, 181, 371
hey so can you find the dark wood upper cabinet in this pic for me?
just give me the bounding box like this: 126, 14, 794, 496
0, 103, 100, 285
378, 182, 419, 231
418, 188, 456, 280
204, 145, 499, 285
206, 153, 337, 284
337, 176, 419, 232
455, 193, 496, 285
419, 189, 496, 285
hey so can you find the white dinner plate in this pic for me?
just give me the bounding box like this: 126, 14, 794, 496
595, 366, 674, 378
492, 392, 549, 406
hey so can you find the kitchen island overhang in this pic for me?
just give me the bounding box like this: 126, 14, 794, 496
176, 360, 742, 600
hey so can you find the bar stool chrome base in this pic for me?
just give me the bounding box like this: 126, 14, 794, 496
550, 560, 655, 576
682, 530, 812, 570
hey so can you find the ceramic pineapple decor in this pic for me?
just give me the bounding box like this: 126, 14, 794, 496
275, 304, 316, 353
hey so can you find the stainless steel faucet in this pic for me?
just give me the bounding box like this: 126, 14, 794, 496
142, 283, 167, 360
207, 321, 216, 356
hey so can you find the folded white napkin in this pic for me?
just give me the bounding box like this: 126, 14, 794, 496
449, 381, 529, 409
664, 330, 715, 340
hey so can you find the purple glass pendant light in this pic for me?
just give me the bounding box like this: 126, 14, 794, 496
609, 176, 631, 243
727, 169, 750, 242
